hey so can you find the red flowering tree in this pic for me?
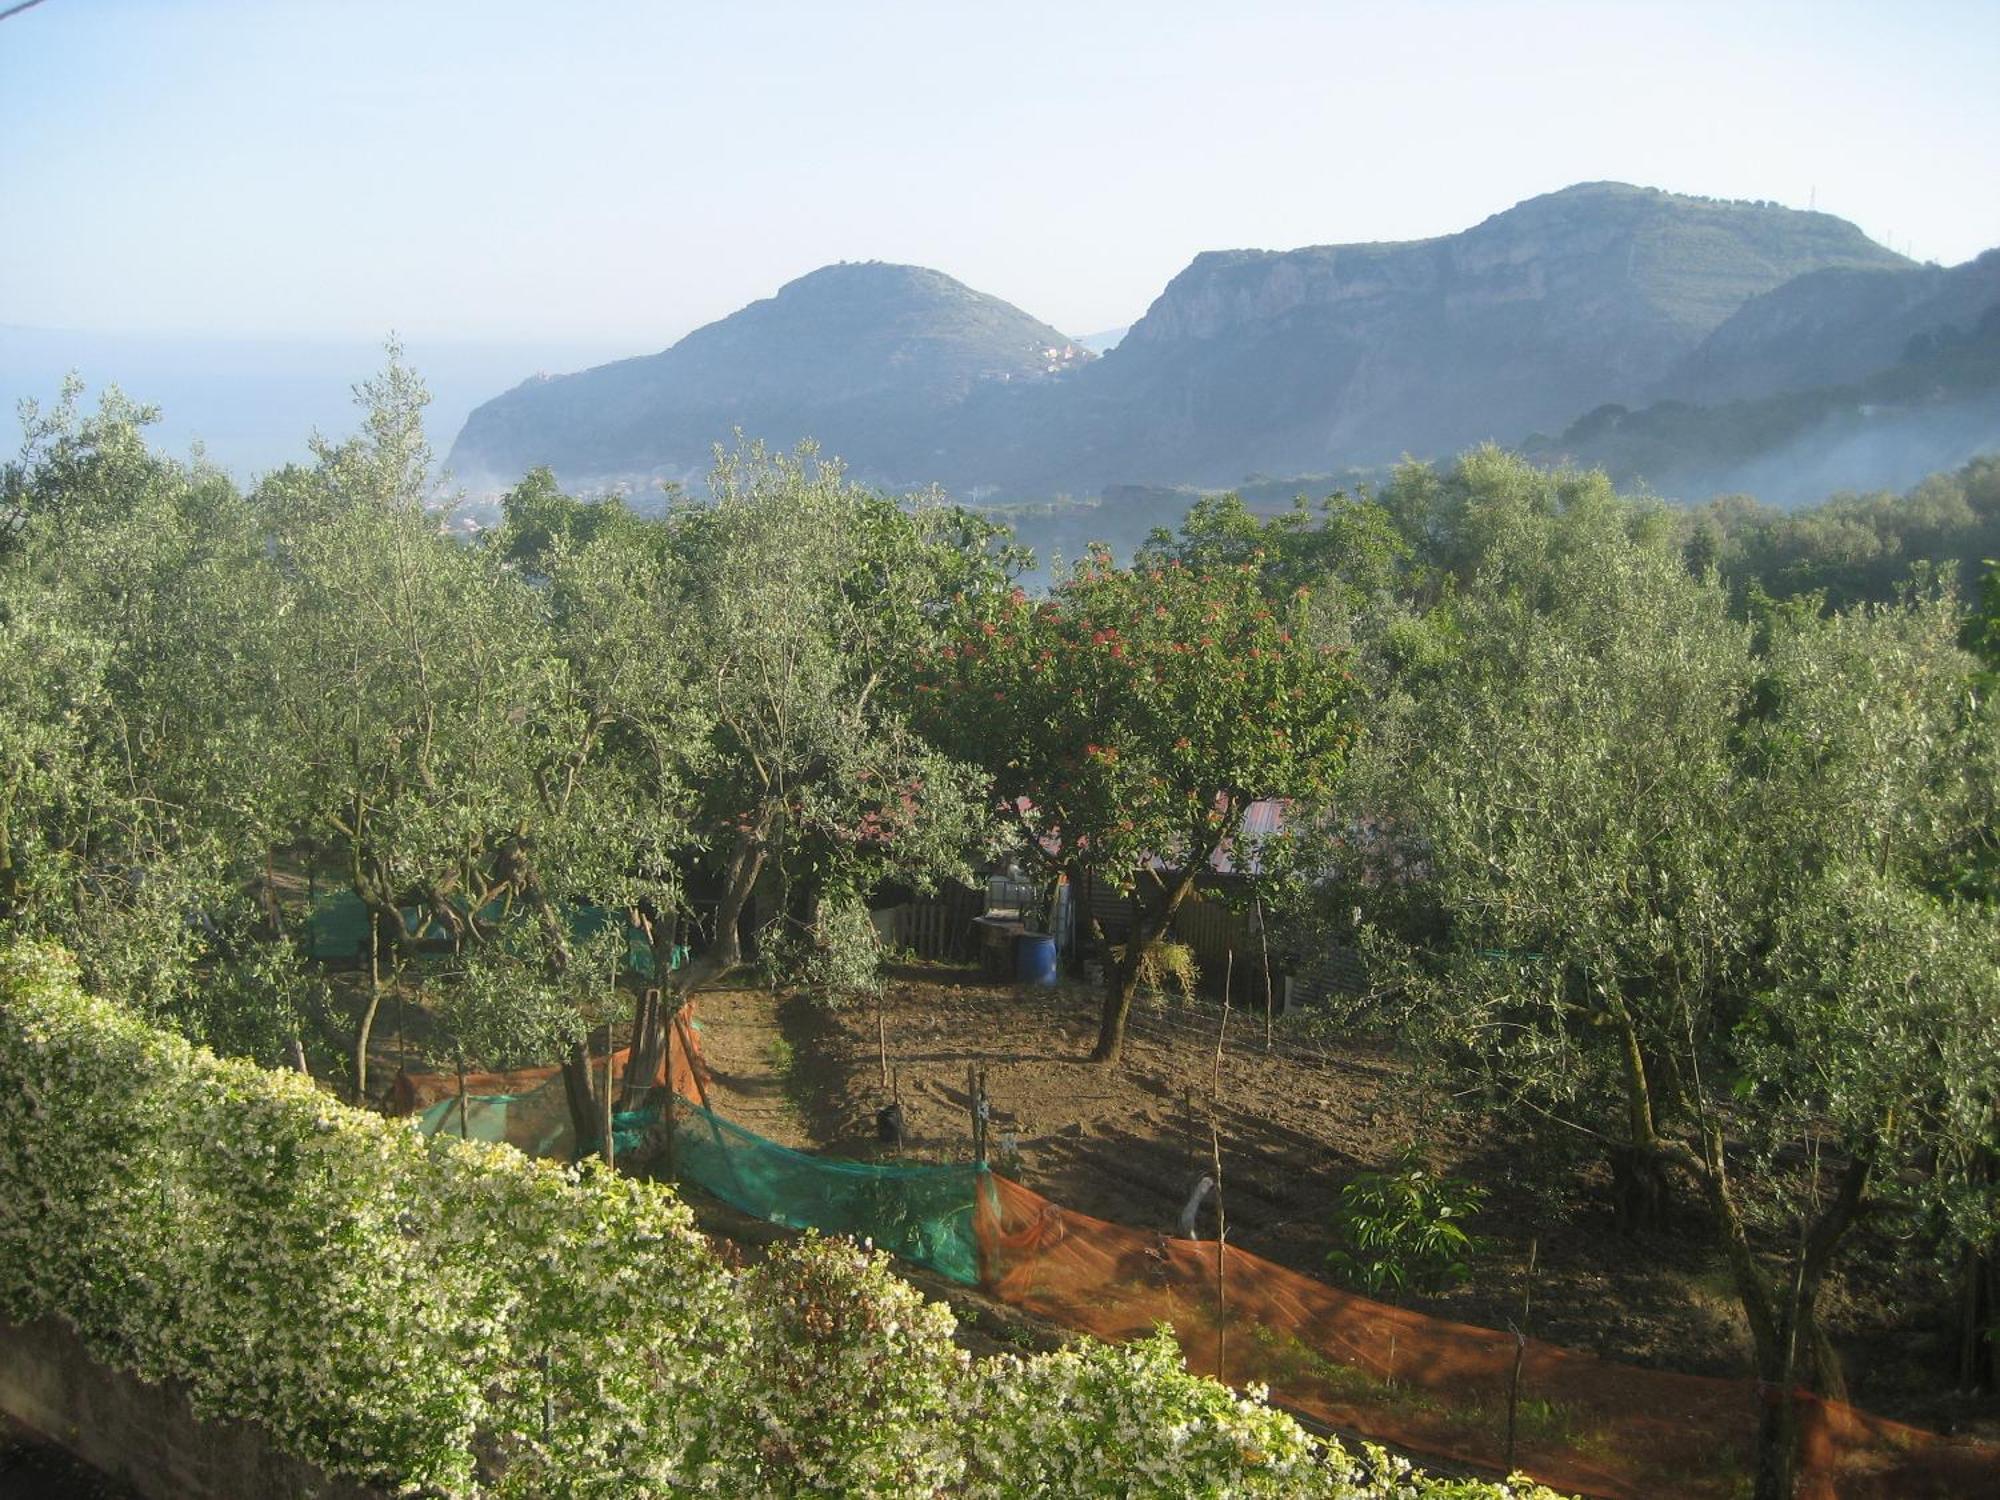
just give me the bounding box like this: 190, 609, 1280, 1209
910, 545, 1352, 1063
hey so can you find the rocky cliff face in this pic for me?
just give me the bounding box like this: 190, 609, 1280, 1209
1044, 184, 1909, 490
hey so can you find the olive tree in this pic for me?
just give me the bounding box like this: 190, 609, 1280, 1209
1329, 490, 2000, 1495
0, 381, 309, 1062
660, 443, 1006, 997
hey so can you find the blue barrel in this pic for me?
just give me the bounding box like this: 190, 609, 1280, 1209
1015, 932, 1059, 987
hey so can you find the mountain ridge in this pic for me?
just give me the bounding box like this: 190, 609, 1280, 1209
447, 183, 1928, 501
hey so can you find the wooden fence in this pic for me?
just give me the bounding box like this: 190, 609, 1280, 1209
879, 881, 984, 961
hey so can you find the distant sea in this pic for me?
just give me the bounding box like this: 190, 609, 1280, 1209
0, 326, 635, 486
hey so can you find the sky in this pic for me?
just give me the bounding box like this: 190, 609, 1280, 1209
3, 0, 1998, 354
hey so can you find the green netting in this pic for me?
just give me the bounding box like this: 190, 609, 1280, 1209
415, 1078, 986, 1286
417, 1085, 576, 1159
306, 885, 684, 974
668, 1102, 987, 1285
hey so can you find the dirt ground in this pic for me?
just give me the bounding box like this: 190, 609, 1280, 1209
681, 960, 1998, 1442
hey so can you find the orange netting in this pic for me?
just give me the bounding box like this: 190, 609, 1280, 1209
390, 1015, 1998, 1498
388, 1006, 708, 1119
975, 1174, 1999, 1499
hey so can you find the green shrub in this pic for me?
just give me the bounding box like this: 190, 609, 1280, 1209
1326, 1146, 1489, 1300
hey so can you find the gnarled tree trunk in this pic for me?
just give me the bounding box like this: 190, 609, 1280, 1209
1684, 1125, 1871, 1500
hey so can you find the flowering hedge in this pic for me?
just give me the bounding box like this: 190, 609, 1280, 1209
0, 944, 1563, 1499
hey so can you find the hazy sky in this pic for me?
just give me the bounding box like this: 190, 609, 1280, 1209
5, 0, 1998, 352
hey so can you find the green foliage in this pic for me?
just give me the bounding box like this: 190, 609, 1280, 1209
768, 893, 883, 1004
1325, 1148, 1488, 1300
1295, 448, 2000, 1458
1682, 454, 2000, 613
660, 441, 1010, 971
738, 1233, 966, 1491
1968, 554, 2000, 680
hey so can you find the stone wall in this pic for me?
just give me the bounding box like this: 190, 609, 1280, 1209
0, 1317, 389, 1500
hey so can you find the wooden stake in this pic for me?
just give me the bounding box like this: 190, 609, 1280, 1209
968, 1063, 989, 1164
1256, 896, 1273, 1052
877, 987, 890, 1091
601, 1035, 615, 1169
602, 942, 618, 1168
662, 1013, 678, 1184
456, 1050, 470, 1142
1505, 1236, 1538, 1471
1210, 1114, 1228, 1384
1213, 951, 1233, 1101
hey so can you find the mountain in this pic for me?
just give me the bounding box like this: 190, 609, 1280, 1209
449, 183, 1913, 501
446, 262, 1087, 489
1529, 298, 2000, 506
1659, 249, 2000, 403
990, 183, 1909, 495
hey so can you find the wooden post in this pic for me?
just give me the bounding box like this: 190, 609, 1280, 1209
1505, 1236, 1537, 1471
662, 1012, 678, 1185
1182, 1087, 1195, 1184
456, 1050, 471, 1142
1257, 897, 1274, 1052
358, 912, 379, 1105
892, 1065, 902, 1162
968, 1063, 988, 1164
601, 1035, 615, 1169
601, 941, 618, 1168
1213, 951, 1233, 1101
1210, 1114, 1228, 1384
877, 988, 890, 1091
